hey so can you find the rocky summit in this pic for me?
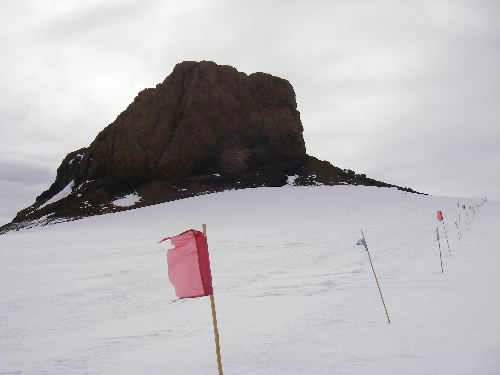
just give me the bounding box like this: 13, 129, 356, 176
2, 61, 418, 232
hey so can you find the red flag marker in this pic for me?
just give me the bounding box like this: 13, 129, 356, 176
159, 229, 213, 298
437, 210, 443, 221
159, 226, 223, 375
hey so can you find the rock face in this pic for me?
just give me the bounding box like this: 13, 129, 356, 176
84, 61, 306, 184
2, 61, 418, 232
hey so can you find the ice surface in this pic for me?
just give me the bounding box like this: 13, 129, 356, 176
112, 193, 141, 207
38, 180, 75, 209
0, 186, 498, 374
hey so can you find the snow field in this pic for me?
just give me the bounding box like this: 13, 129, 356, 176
0, 186, 498, 374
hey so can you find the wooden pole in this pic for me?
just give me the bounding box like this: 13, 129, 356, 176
361, 229, 391, 324
457, 209, 462, 237
436, 227, 444, 274
210, 294, 223, 375
454, 221, 461, 243
441, 220, 451, 255
202, 224, 223, 375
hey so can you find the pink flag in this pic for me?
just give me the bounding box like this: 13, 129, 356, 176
437, 210, 443, 221
159, 229, 213, 299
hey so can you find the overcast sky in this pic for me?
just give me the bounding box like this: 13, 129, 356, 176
1, 0, 499, 225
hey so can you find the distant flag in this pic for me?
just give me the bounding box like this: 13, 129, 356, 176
159, 226, 223, 375
437, 210, 443, 221
356, 238, 368, 251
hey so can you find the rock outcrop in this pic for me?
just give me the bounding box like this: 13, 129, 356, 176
1, 61, 418, 232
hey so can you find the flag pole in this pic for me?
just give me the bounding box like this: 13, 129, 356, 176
454, 221, 461, 243
203, 224, 223, 375
436, 227, 444, 274
361, 229, 391, 324
441, 220, 451, 255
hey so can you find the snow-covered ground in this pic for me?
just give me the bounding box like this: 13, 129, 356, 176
112, 192, 142, 208
0, 186, 498, 374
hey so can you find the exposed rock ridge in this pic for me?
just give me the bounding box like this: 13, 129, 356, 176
1, 61, 419, 233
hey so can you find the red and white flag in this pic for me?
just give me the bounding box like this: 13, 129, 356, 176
159, 229, 213, 299
437, 210, 443, 221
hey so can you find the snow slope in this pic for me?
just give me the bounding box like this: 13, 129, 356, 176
38, 180, 75, 209
0, 186, 498, 374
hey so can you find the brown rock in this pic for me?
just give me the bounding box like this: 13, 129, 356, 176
80, 61, 305, 184
1, 61, 419, 232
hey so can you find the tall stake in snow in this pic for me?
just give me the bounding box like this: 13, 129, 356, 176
358, 229, 391, 324
159, 225, 223, 375
454, 220, 461, 243
437, 211, 451, 255
435, 227, 444, 274
203, 224, 224, 375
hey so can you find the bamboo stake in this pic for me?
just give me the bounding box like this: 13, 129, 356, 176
436, 227, 444, 274
455, 221, 461, 243
458, 211, 462, 237
210, 294, 223, 375
361, 229, 391, 324
202, 224, 223, 375
441, 220, 451, 255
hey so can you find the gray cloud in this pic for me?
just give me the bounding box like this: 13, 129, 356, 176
1, 0, 499, 223
0, 160, 54, 186
41, 0, 159, 38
